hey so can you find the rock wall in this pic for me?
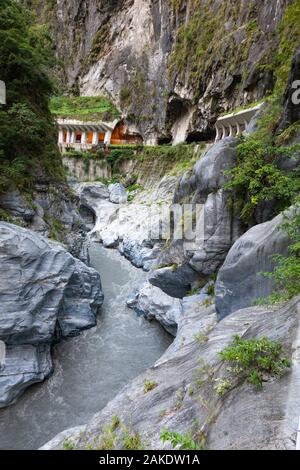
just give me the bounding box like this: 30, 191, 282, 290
41, 293, 300, 450
36, 0, 291, 143
0, 223, 103, 407
0, 183, 87, 257
149, 138, 243, 298
63, 156, 112, 181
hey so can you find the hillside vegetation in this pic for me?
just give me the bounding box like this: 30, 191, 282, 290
0, 0, 64, 195
50, 95, 120, 122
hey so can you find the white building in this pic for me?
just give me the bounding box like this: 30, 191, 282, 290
57, 118, 143, 151
57, 118, 118, 151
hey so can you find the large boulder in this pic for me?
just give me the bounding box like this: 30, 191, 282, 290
128, 282, 183, 335
189, 189, 242, 276
108, 183, 128, 204
0, 223, 103, 407
80, 182, 109, 204
193, 137, 237, 200
149, 264, 200, 299
0, 190, 35, 222
215, 212, 290, 319
150, 189, 242, 298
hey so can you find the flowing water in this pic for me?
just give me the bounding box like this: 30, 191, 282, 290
0, 243, 172, 450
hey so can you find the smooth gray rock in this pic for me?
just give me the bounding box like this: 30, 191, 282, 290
0, 344, 52, 408
149, 264, 201, 299
119, 239, 161, 271
0, 223, 103, 407
108, 183, 128, 204
0, 190, 35, 222
128, 282, 183, 335
151, 190, 242, 298
42, 293, 300, 450
190, 190, 242, 276
215, 212, 291, 319
80, 182, 109, 203
193, 138, 237, 200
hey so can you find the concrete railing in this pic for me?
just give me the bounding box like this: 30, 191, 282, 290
215, 103, 264, 141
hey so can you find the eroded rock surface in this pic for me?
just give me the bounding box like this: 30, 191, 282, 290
41, 293, 300, 451
0, 223, 103, 407
215, 212, 291, 319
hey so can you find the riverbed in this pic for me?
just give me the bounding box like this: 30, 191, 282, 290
0, 244, 172, 450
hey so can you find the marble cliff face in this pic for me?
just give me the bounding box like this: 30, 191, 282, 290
38, 0, 290, 143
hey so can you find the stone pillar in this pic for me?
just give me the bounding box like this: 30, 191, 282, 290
81, 131, 87, 144
221, 125, 226, 140
104, 130, 112, 145
58, 129, 64, 145
92, 131, 98, 145
70, 130, 76, 144
236, 122, 242, 135
66, 130, 71, 144
215, 125, 221, 142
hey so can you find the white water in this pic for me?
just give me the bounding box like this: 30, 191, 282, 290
0, 244, 172, 450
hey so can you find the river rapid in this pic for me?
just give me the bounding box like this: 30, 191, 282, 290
0, 243, 172, 450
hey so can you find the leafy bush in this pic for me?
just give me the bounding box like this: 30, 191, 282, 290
63, 439, 76, 450
0, 0, 64, 194
143, 379, 158, 393
160, 427, 205, 450
262, 204, 300, 303
224, 136, 300, 224
219, 335, 291, 389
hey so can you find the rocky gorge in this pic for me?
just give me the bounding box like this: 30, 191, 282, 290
40, 129, 299, 449
0, 0, 300, 452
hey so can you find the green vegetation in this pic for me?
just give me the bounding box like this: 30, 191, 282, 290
0, 0, 64, 195
206, 284, 215, 296
119, 68, 147, 111
220, 100, 265, 117
143, 379, 158, 393
272, 0, 300, 99
63, 439, 76, 451
169, 0, 261, 95
74, 416, 145, 451
262, 205, 300, 304
122, 429, 144, 451
64, 143, 198, 181
224, 137, 300, 225
50, 95, 120, 122
219, 335, 291, 389
214, 379, 231, 397
194, 333, 209, 344
84, 24, 110, 67
160, 427, 206, 450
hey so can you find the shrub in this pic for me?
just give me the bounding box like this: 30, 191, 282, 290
143, 379, 158, 393
122, 430, 144, 450
160, 427, 205, 450
63, 439, 76, 450
219, 335, 291, 389
214, 379, 231, 396
0, 0, 65, 193
224, 136, 300, 224
262, 204, 300, 303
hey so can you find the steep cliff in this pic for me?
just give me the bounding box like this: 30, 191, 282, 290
33, 0, 296, 143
